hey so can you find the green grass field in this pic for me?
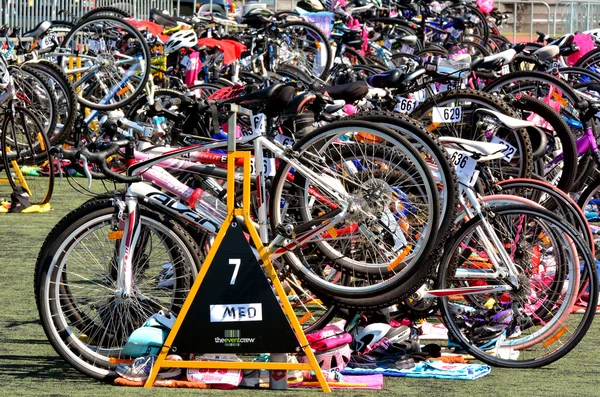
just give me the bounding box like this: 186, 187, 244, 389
1, 182, 600, 397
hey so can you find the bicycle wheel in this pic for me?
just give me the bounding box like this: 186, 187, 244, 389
269, 120, 440, 306
347, 110, 458, 247
59, 15, 152, 110
79, 6, 131, 20
438, 204, 597, 367
510, 95, 578, 192
411, 89, 534, 180
9, 66, 58, 140
497, 178, 595, 300
442, 5, 490, 44
366, 18, 422, 54
559, 67, 600, 85
577, 174, 600, 220
2, 106, 54, 205
25, 60, 77, 145
447, 40, 489, 58
35, 198, 206, 380
276, 21, 332, 80
496, 179, 593, 253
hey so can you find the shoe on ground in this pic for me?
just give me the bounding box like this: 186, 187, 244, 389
115, 354, 182, 381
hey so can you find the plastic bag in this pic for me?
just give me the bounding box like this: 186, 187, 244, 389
476, 0, 495, 14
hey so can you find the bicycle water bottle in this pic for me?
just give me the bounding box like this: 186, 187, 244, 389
188, 188, 228, 226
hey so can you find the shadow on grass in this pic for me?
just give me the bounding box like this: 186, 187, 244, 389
0, 355, 84, 381
4, 319, 42, 328
0, 338, 48, 345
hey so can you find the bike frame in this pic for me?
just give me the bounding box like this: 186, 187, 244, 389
419, 160, 523, 298
112, 110, 354, 296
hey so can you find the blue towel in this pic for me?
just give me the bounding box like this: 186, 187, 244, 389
342, 360, 491, 380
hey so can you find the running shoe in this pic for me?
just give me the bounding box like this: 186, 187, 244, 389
115, 354, 182, 381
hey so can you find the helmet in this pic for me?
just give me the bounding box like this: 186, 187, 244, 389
122, 311, 176, 358
384, 325, 414, 344
164, 29, 198, 54
299, 343, 352, 372
144, 310, 177, 329
122, 326, 169, 358
352, 323, 390, 353
243, 8, 274, 26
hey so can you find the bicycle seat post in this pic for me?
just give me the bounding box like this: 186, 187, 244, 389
224, 103, 252, 153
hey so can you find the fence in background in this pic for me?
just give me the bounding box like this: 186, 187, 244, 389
496, 0, 600, 41
2, 0, 173, 31
4, 0, 600, 38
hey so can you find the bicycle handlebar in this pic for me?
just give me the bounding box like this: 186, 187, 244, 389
51, 141, 142, 184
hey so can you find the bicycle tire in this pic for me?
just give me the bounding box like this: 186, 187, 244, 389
25, 61, 77, 145
278, 20, 333, 80
559, 66, 600, 85
482, 70, 582, 108
59, 15, 152, 110
2, 106, 54, 205
269, 120, 440, 306
448, 40, 490, 57
35, 197, 206, 380
79, 6, 131, 20
438, 204, 597, 368
9, 65, 58, 141
510, 95, 578, 192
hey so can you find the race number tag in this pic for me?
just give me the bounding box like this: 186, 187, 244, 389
394, 97, 416, 114
250, 113, 266, 137
88, 39, 106, 52
432, 106, 462, 123
491, 136, 517, 161
275, 134, 294, 147
500, 64, 510, 75
384, 39, 393, 50
40, 35, 54, 49
400, 43, 415, 55
180, 55, 191, 68
250, 157, 277, 177
447, 149, 478, 186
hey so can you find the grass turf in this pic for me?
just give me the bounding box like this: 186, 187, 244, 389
0, 181, 599, 396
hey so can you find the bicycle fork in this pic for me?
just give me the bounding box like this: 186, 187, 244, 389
114, 194, 141, 298
460, 187, 521, 288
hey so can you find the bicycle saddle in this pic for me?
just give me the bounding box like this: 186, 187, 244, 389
22, 21, 51, 38
477, 108, 535, 129
150, 9, 179, 28
533, 45, 560, 60
368, 69, 403, 88
219, 83, 296, 115
549, 33, 574, 48
438, 137, 507, 160
314, 81, 369, 103
471, 48, 517, 70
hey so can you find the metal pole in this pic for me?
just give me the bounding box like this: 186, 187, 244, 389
513, 2, 517, 44
553, 1, 558, 36
530, 4, 533, 41
177, 0, 180, 16
227, 105, 237, 153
